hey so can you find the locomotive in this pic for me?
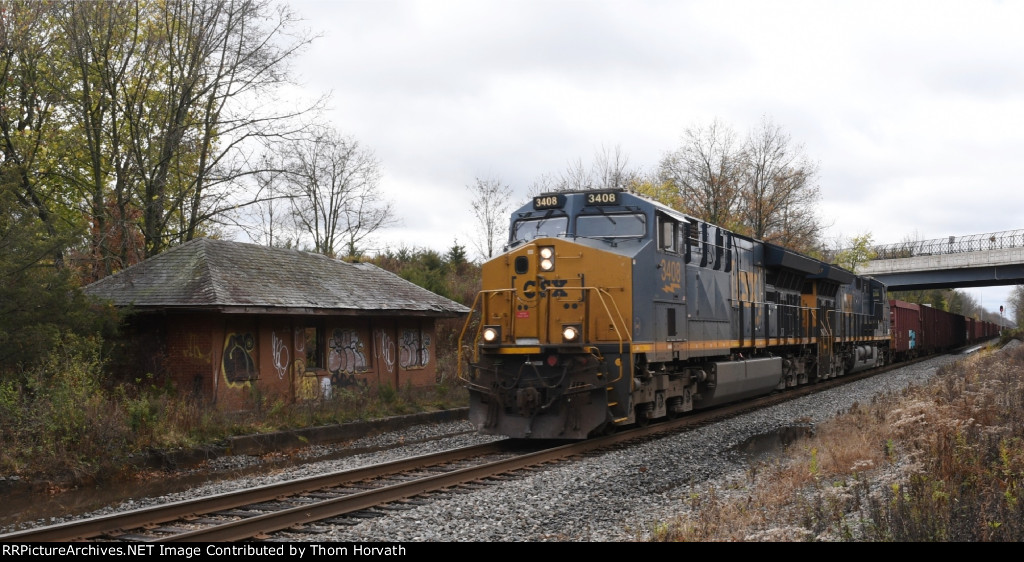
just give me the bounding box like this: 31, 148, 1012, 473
458, 189, 895, 439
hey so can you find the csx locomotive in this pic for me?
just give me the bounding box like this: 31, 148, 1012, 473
458, 189, 891, 439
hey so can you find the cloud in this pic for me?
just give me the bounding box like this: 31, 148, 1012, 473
274, 0, 1024, 313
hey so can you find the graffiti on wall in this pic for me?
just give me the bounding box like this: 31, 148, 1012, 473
293, 327, 306, 374
399, 328, 431, 368
222, 332, 256, 382
297, 373, 340, 401
328, 328, 368, 388
375, 329, 396, 373
271, 330, 290, 379
297, 374, 320, 400
296, 325, 435, 400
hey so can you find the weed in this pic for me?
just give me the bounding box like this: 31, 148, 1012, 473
648, 341, 1024, 541
378, 383, 397, 405
0, 333, 469, 487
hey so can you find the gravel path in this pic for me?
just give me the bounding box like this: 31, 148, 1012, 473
2, 352, 979, 541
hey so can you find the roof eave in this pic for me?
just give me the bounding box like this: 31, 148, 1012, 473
119, 304, 468, 318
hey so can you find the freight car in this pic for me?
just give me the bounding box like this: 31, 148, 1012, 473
967, 316, 1001, 341
458, 189, 998, 440
889, 300, 1000, 362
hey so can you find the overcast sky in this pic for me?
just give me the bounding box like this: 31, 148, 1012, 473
273, 0, 1022, 317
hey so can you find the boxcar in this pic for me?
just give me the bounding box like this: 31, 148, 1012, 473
889, 300, 922, 361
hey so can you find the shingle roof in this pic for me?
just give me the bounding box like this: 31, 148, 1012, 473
84, 238, 470, 317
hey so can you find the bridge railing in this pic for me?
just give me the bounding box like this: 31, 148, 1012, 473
871, 229, 1024, 260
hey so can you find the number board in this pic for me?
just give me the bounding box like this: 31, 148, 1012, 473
533, 194, 565, 210
585, 191, 621, 206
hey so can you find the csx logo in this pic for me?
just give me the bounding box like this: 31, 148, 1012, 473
523, 279, 568, 298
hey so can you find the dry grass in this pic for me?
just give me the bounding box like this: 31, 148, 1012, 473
648, 338, 1024, 542
0, 347, 469, 487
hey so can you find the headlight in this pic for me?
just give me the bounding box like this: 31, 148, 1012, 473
482, 326, 501, 344
562, 324, 581, 343
539, 246, 555, 271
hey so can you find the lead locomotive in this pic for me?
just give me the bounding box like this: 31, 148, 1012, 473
459, 189, 891, 439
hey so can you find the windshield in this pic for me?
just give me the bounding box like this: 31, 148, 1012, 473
512, 216, 569, 242
576, 213, 646, 238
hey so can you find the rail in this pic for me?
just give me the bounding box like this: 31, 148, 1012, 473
0, 441, 514, 542
869, 229, 1024, 261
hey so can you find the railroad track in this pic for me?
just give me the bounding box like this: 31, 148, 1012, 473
0, 357, 929, 543
0, 440, 529, 542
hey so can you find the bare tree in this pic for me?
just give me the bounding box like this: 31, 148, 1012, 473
739, 116, 822, 254
658, 118, 743, 227
283, 126, 395, 258
122, 0, 320, 257
1008, 285, 1024, 327
244, 152, 298, 248
593, 144, 639, 191
656, 117, 824, 254
528, 145, 640, 196
467, 176, 513, 261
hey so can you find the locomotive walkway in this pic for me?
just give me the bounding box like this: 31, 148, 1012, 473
861, 229, 1024, 291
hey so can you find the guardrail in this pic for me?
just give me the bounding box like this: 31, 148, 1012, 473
870, 229, 1024, 260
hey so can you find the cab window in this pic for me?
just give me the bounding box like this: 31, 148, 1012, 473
576, 212, 646, 238
512, 216, 568, 242
657, 214, 677, 252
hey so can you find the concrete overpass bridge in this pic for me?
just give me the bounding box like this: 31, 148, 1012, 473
860, 229, 1024, 291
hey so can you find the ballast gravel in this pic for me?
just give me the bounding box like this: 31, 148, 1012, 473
2, 351, 994, 541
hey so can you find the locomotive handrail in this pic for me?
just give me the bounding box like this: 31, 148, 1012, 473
563, 285, 631, 385
766, 302, 817, 345
737, 299, 817, 347
456, 289, 499, 383
457, 287, 533, 382
819, 311, 834, 378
